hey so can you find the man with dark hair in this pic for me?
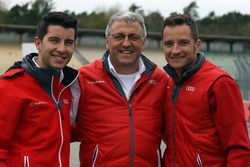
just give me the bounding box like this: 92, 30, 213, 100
161, 13, 250, 167
0, 11, 79, 167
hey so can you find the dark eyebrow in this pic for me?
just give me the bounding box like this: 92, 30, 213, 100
48, 36, 59, 40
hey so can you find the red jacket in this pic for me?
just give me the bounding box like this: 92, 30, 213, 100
163, 53, 250, 167
0, 54, 78, 167
77, 51, 168, 167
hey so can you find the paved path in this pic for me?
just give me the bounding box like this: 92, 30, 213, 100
70, 142, 80, 167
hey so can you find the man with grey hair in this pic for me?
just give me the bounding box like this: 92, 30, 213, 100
76, 11, 168, 166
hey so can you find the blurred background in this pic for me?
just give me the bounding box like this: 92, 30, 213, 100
1, 0, 250, 166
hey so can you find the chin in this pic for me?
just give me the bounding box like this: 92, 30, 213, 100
52, 64, 66, 69
170, 63, 185, 69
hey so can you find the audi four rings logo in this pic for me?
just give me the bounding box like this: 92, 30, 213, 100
186, 86, 196, 92
148, 80, 157, 85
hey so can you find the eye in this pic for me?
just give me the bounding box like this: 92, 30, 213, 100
162, 41, 173, 47
128, 34, 141, 41
49, 37, 60, 43
179, 40, 190, 46
110, 33, 125, 41
65, 40, 75, 46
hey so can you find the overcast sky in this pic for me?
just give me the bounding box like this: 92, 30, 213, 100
6, 0, 250, 18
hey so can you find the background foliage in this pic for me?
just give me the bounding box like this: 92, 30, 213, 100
0, 0, 250, 36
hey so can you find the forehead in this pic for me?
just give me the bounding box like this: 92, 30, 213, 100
163, 24, 192, 39
111, 20, 142, 34
45, 25, 75, 39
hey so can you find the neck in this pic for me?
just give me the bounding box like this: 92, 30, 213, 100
114, 65, 139, 74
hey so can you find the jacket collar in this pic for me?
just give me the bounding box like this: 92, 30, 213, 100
163, 52, 205, 82
21, 53, 78, 86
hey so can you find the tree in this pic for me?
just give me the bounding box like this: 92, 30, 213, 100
7, 3, 30, 25
6, 0, 54, 25
0, 0, 7, 23
198, 11, 219, 34
207, 11, 216, 19
145, 11, 163, 32
28, 0, 54, 24
87, 11, 107, 29
218, 12, 248, 35
77, 5, 119, 29
128, 3, 144, 16
183, 1, 199, 20
105, 4, 122, 19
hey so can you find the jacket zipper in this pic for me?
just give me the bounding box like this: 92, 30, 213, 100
24, 155, 30, 167
157, 148, 161, 167
197, 153, 203, 167
129, 103, 134, 167
51, 76, 63, 167
172, 83, 181, 167
110, 72, 148, 167
91, 144, 99, 167
51, 75, 78, 167
109, 73, 136, 167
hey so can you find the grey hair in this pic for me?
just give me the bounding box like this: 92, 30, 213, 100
105, 11, 147, 38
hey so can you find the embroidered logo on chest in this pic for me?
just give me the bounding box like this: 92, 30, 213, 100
29, 101, 48, 107
148, 79, 157, 85
87, 80, 106, 84
63, 99, 70, 104
186, 86, 196, 92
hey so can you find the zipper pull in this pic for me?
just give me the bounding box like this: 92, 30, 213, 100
129, 103, 132, 116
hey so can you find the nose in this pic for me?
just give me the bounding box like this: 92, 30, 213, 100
172, 43, 181, 54
121, 36, 132, 46
57, 42, 66, 53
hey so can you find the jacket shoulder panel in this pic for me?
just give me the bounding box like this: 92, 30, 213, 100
79, 59, 103, 75
1, 67, 24, 79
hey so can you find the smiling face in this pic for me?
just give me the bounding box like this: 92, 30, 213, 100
106, 20, 145, 74
34, 25, 76, 69
162, 24, 201, 77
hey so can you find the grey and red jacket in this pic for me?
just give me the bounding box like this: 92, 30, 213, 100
77, 50, 168, 167
163, 52, 250, 167
0, 53, 79, 167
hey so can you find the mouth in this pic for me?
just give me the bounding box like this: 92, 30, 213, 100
120, 50, 134, 54
52, 55, 67, 63
169, 55, 185, 60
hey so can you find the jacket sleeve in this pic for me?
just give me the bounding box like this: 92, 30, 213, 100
209, 76, 250, 167
0, 160, 7, 167
0, 80, 22, 164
